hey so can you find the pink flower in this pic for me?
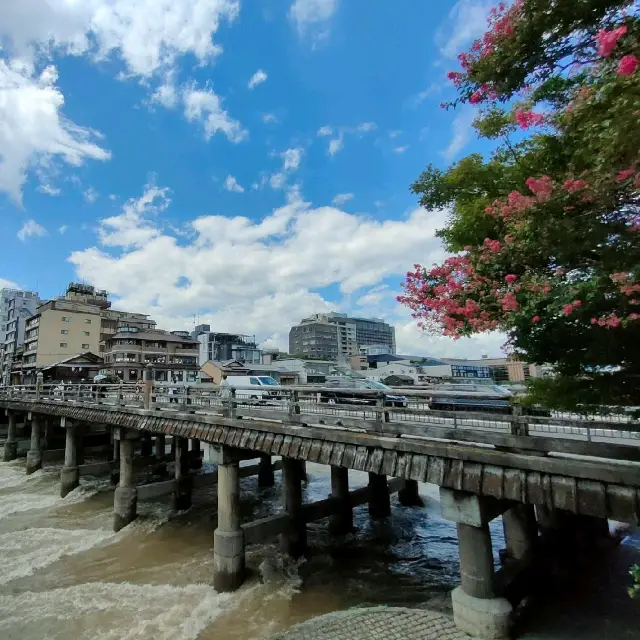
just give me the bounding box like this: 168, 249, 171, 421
515, 108, 544, 129
526, 176, 554, 201
505, 274, 517, 284
617, 55, 638, 76
628, 313, 640, 321
616, 167, 636, 182
531, 315, 540, 324
590, 317, 598, 325
572, 300, 582, 307
562, 178, 588, 193
469, 90, 483, 104
562, 304, 575, 316
596, 26, 627, 58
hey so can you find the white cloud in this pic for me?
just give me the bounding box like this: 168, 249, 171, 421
328, 135, 344, 156
318, 122, 375, 156
224, 175, 244, 193
17, 219, 47, 241
436, 0, 492, 60
150, 78, 179, 108
83, 187, 99, 203
248, 69, 268, 89
290, 0, 338, 40
0, 278, 19, 290
356, 122, 376, 133
59, 225, 68, 234
38, 183, 61, 196
332, 193, 353, 206
0, 0, 241, 78
282, 148, 303, 172
0, 61, 110, 203
262, 113, 278, 124
69, 185, 455, 350
183, 84, 247, 143
443, 109, 475, 160
394, 145, 409, 154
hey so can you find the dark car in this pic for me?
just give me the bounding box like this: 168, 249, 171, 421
319, 377, 409, 408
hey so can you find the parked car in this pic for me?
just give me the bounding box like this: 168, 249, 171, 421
319, 377, 409, 408
221, 375, 281, 401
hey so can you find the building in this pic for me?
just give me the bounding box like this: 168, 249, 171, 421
200, 360, 251, 383
359, 344, 393, 356
102, 328, 199, 383
22, 298, 104, 382
0, 289, 40, 385
197, 332, 261, 366
40, 353, 104, 383
289, 312, 395, 360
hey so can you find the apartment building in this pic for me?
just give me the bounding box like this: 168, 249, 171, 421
289, 312, 396, 360
102, 328, 199, 383
22, 298, 103, 381
0, 289, 40, 384
196, 331, 261, 366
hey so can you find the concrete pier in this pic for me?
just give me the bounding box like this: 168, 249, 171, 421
441, 488, 512, 639
213, 456, 245, 592
258, 454, 275, 487
368, 472, 391, 519
60, 420, 79, 498
173, 437, 192, 512
76, 424, 85, 466
329, 465, 353, 535
280, 457, 307, 557
113, 431, 137, 532
3, 411, 17, 462
190, 438, 202, 469
398, 479, 425, 507
502, 504, 537, 562
25, 414, 43, 475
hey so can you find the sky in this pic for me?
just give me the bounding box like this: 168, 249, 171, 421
0, 0, 506, 359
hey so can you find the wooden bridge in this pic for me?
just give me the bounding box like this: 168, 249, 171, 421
1, 373, 639, 639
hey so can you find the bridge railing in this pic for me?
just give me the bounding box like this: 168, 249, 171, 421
1, 382, 639, 454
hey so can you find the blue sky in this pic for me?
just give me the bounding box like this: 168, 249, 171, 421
0, 0, 505, 358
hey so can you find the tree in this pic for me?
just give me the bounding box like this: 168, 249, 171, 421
399, 0, 640, 409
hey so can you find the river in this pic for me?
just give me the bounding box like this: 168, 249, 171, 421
0, 456, 637, 639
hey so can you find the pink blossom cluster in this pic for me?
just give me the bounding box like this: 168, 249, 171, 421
515, 108, 544, 129
616, 166, 637, 183
591, 313, 622, 328
525, 176, 554, 201
596, 26, 627, 58
562, 178, 589, 193
485, 191, 535, 219
562, 300, 582, 316
618, 55, 639, 76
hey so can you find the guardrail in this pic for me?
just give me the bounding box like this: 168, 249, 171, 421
1, 383, 640, 460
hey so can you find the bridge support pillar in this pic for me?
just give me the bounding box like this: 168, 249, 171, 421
502, 504, 537, 562
153, 434, 167, 474
113, 430, 137, 532
441, 488, 512, 639
173, 437, 192, 512
60, 421, 79, 498
280, 457, 307, 557
258, 454, 275, 487
368, 473, 391, 519
140, 433, 153, 458
25, 414, 43, 475
76, 424, 85, 466
329, 466, 353, 535
3, 412, 17, 462
190, 438, 202, 470
398, 479, 424, 508
213, 456, 245, 592
110, 434, 120, 485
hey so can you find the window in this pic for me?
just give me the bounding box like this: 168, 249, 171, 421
83, 331, 90, 336
60, 342, 68, 348
84, 319, 91, 324
61, 329, 69, 335
61, 316, 70, 322
249, 377, 260, 385
82, 344, 90, 349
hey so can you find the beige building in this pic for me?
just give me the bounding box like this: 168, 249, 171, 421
22, 299, 102, 380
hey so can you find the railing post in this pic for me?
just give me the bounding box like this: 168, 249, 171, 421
510, 402, 526, 436
116, 383, 123, 407
375, 393, 387, 432
288, 389, 300, 424
35, 372, 43, 401
75, 384, 81, 403
143, 364, 154, 410
181, 386, 191, 412
227, 388, 237, 419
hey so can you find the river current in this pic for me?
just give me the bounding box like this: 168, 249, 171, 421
0, 455, 637, 639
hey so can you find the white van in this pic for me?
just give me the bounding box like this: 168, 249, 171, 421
221, 375, 280, 401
